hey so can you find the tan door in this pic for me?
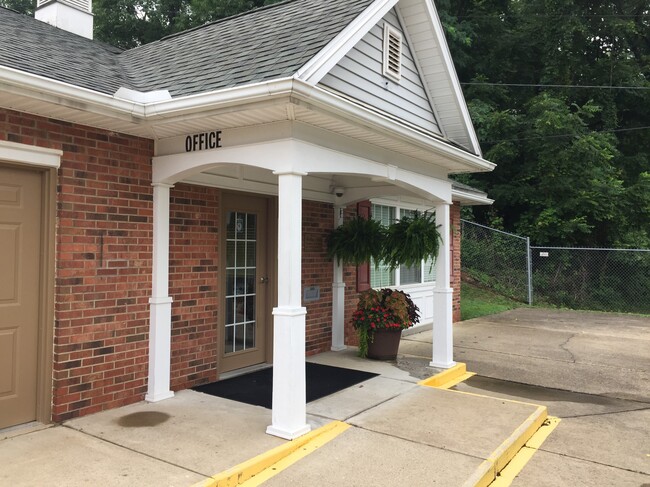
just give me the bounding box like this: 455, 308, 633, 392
0, 165, 42, 429
220, 194, 270, 373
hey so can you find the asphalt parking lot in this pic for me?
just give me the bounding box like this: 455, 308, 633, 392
401, 307, 650, 486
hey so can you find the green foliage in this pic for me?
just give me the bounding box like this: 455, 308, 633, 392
327, 211, 441, 269
382, 211, 441, 270
92, 0, 284, 49
0, 0, 33, 14
326, 216, 385, 266
439, 0, 650, 248
460, 282, 522, 321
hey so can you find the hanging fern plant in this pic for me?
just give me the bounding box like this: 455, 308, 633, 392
326, 216, 386, 265
382, 211, 442, 270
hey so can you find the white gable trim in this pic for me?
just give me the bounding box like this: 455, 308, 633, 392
419, 0, 481, 156
296, 0, 399, 83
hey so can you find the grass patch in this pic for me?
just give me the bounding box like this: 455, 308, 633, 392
461, 282, 523, 321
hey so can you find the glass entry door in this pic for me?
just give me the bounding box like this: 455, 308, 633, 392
220, 194, 269, 373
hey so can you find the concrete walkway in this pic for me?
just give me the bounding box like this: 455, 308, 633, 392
402, 307, 650, 486
0, 348, 545, 486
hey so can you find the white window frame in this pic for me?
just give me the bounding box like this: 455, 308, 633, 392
370, 199, 436, 290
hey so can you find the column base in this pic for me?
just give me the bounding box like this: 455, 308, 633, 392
145, 390, 175, 403
429, 360, 456, 369
330, 345, 347, 352
266, 424, 311, 440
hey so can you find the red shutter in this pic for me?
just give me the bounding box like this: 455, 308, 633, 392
356, 201, 371, 292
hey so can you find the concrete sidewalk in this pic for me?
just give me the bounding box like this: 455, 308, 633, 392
0, 350, 546, 486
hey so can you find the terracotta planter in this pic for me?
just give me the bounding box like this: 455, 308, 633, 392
367, 329, 402, 360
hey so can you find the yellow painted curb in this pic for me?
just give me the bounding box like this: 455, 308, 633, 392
419, 362, 473, 388
465, 406, 549, 487
489, 416, 561, 486
193, 421, 350, 487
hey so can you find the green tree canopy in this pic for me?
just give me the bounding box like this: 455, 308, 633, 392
441, 0, 650, 247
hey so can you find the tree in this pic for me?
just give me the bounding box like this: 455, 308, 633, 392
92, 0, 283, 49
0, 0, 34, 14
439, 0, 650, 247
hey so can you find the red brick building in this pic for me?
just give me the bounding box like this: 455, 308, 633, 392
0, 0, 492, 438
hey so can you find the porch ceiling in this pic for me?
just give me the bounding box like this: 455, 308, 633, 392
182, 166, 433, 206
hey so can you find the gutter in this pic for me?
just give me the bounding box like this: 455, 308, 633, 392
0, 65, 145, 120
0, 67, 494, 174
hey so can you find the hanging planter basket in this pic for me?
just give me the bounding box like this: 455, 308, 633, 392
382, 210, 442, 270
326, 216, 386, 265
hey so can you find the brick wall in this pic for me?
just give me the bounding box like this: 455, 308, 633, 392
302, 200, 334, 355
1, 108, 155, 422
168, 184, 220, 390
0, 107, 467, 422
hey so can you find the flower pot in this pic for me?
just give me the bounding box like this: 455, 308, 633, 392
367, 329, 402, 360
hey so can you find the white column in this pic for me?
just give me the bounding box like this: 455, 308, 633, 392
430, 202, 455, 369
267, 172, 311, 440
331, 205, 346, 351
146, 183, 175, 402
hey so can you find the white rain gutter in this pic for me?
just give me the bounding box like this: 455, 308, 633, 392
287, 80, 495, 173
451, 187, 494, 206
0, 65, 145, 119
0, 67, 494, 173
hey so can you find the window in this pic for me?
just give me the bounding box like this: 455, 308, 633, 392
370, 204, 395, 288
383, 23, 402, 82
370, 203, 437, 288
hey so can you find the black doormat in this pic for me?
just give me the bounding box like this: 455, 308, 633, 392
192, 363, 378, 409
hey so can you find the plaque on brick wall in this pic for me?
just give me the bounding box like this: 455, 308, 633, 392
303, 286, 320, 302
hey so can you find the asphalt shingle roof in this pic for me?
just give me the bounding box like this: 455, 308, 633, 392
0, 7, 127, 95
0, 0, 374, 97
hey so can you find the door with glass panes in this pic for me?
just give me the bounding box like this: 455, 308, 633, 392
220, 194, 270, 372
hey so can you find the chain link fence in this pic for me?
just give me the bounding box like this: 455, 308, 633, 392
460, 220, 532, 304
461, 220, 650, 314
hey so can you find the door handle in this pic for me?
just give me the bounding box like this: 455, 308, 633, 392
260, 276, 269, 284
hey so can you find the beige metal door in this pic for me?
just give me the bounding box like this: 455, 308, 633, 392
0, 165, 42, 429
220, 194, 270, 373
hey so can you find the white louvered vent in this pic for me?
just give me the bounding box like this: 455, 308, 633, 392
383, 23, 402, 83
37, 0, 91, 13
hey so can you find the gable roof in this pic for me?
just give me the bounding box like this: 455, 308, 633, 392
120, 0, 373, 97
0, 0, 490, 171
0, 0, 373, 97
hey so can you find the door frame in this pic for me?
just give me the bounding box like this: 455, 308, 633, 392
218, 190, 277, 374
0, 159, 56, 425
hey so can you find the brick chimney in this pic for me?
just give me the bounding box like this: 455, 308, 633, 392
35, 0, 93, 39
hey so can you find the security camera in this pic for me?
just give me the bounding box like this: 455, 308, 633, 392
334, 187, 345, 197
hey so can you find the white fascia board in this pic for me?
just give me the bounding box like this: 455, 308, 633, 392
0, 65, 145, 119
290, 80, 495, 173
296, 0, 399, 84
423, 0, 482, 156
451, 188, 494, 206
